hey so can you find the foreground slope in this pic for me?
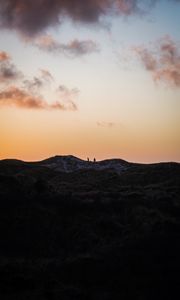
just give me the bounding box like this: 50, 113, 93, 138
0, 156, 180, 299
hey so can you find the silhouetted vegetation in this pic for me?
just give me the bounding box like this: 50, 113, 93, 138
0, 159, 179, 299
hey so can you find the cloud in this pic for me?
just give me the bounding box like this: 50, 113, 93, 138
0, 86, 47, 109
0, 86, 77, 110
0, 50, 78, 110
23, 69, 54, 92
50, 99, 77, 111
2, 1, 179, 36
115, 0, 140, 15
0, 51, 22, 82
23, 77, 43, 92
34, 34, 99, 56
56, 84, 79, 110
133, 46, 157, 71
40, 69, 54, 82
0, 52, 54, 90
0, 51, 10, 61
134, 36, 180, 87
58, 84, 79, 97
97, 121, 115, 128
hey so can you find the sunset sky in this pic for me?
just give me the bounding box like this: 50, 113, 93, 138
0, 0, 180, 162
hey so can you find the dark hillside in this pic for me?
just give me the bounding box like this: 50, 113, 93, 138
0, 158, 180, 299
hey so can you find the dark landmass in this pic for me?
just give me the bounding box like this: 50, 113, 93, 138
0, 156, 180, 299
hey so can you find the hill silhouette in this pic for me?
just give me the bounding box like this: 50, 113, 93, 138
0, 156, 180, 299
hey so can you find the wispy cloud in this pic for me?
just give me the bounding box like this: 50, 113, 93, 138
0, 86, 77, 111
34, 34, 99, 57
1, 1, 179, 36
56, 85, 79, 110
50, 99, 77, 111
134, 36, 180, 87
23, 77, 44, 92
22, 69, 53, 92
0, 50, 22, 82
40, 69, 54, 82
58, 85, 79, 98
97, 121, 115, 128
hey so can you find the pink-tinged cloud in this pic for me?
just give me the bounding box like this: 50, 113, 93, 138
35, 34, 99, 56
1, 1, 179, 36
0, 86, 46, 109
0, 86, 77, 111
134, 36, 180, 88
0, 50, 78, 110
133, 46, 157, 71
0, 51, 10, 61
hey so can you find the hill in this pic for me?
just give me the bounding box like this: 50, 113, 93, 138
0, 156, 180, 299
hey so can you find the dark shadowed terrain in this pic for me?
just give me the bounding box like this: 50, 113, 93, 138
0, 156, 180, 299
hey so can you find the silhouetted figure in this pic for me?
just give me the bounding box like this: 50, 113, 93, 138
87, 157, 89, 162
93, 158, 96, 163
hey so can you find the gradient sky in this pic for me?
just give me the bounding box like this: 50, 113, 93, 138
0, 0, 180, 162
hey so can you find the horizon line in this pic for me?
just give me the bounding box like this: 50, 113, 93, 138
0, 154, 179, 165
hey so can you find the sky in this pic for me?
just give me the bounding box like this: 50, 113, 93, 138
0, 0, 180, 163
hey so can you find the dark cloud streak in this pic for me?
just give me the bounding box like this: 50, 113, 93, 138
35, 35, 99, 56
